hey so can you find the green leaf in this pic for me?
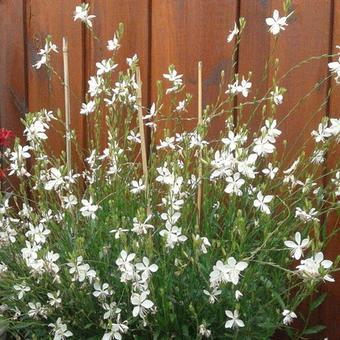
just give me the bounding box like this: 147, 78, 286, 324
310, 292, 327, 311
302, 325, 326, 335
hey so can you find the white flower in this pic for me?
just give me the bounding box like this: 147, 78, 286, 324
159, 224, 187, 249
225, 257, 248, 285
224, 173, 245, 196
116, 250, 135, 271
130, 179, 145, 194
295, 207, 319, 223
328, 56, 340, 83
93, 282, 112, 299
284, 232, 309, 260
143, 103, 157, 123
67, 256, 97, 283
24, 120, 48, 141
266, 10, 289, 35
253, 191, 273, 215
236, 77, 252, 97
222, 131, 244, 151
311, 122, 331, 143
80, 197, 99, 219
44, 168, 64, 191
326, 118, 340, 138
132, 216, 154, 235
235, 290, 243, 301
25, 223, 51, 244
107, 35, 120, 52
88, 76, 103, 97
135, 257, 158, 281
163, 67, 183, 94
227, 22, 239, 43
199, 324, 211, 338
209, 258, 248, 287
157, 137, 176, 150
262, 163, 278, 179
270, 86, 283, 105
262, 119, 281, 143
28, 301, 47, 319
80, 101, 95, 115
203, 287, 222, 304
282, 309, 297, 325
127, 130, 141, 144
74, 3, 96, 27
49, 317, 73, 339
175, 100, 186, 112
225, 310, 245, 328
44, 251, 60, 275
297, 252, 334, 282
96, 59, 117, 76
63, 195, 78, 209
156, 165, 174, 185
127, 54, 138, 67
33, 41, 58, 69
131, 292, 154, 318
253, 137, 275, 156
311, 149, 325, 164
109, 228, 129, 239
14, 283, 31, 300
47, 291, 62, 308
195, 235, 211, 254
102, 302, 121, 320
102, 314, 128, 340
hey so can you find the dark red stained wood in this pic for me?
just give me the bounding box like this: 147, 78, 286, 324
0, 0, 27, 138
87, 0, 150, 148
151, 0, 239, 141
26, 0, 84, 162
238, 0, 332, 164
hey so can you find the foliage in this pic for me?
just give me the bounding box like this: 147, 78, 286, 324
0, 3, 339, 339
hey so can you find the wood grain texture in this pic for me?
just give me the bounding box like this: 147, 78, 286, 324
238, 0, 332, 164
151, 0, 238, 141
26, 0, 84, 160
320, 1, 340, 337
0, 0, 27, 137
87, 0, 150, 148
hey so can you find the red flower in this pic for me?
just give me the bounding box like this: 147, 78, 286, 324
0, 128, 13, 147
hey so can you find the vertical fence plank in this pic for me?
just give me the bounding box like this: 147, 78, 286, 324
320, 1, 340, 337
87, 0, 150, 147
26, 0, 84, 161
238, 0, 335, 336
151, 0, 238, 141
238, 0, 332, 163
0, 0, 27, 138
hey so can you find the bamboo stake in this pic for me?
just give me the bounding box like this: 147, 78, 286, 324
136, 67, 151, 216
197, 61, 203, 228
63, 37, 72, 172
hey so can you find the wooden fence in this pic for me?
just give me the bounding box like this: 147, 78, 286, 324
1, 0, 339, 337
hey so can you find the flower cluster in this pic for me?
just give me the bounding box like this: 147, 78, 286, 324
0, 3, 338, 339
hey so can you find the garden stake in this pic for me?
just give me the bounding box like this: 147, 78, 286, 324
136, 67, 151, 216
63, 37, 72, 172
197, 61, 203, 229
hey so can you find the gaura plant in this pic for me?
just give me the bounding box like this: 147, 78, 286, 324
0, 2, 339, 339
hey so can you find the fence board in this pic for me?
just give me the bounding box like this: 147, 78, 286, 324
238, 0, 332, 164
151, 0, 238, 141
0, 0, 27, 138
26, 0, 84, 161
86, 0, 150, 148
320, 1, 340, 337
